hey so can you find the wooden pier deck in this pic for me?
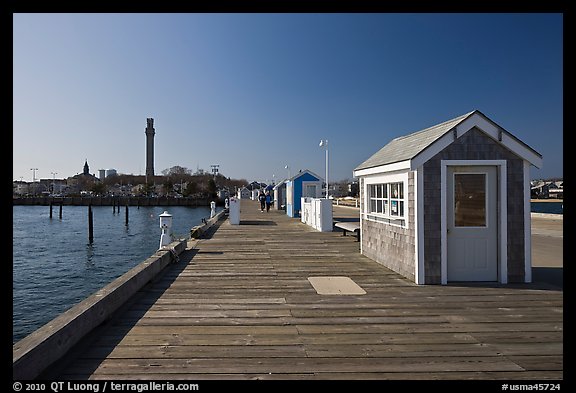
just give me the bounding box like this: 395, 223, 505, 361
52, 200, 563, 380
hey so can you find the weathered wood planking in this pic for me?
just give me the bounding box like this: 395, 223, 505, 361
51, 199, 563, 380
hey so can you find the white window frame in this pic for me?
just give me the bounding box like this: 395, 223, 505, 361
363, 172, 409, 227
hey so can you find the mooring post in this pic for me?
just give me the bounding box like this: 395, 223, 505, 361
59, 203, 63, 219
49, 201, 53, 219
88, 204, 94, 244
125, 204, 129, 226
159, 211, 173, 249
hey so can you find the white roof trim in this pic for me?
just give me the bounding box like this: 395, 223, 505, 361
288, 169, 323, 182
410, 131, 455, 170
501, 132, 542, 168
410, 112, 541, 171
353, 160, 411, 177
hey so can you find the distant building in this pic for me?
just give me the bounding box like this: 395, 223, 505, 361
237, 187, 251, 199
67, 160, 100, 193
106, 169, 117, 178
13, 181, 30, 196
99, 169, 106, 180
273, 180, 288, 210
217, 189, 229, 200
348, 181, 359, 197
531, 181, 550, 199
531, 180, 563, 199
247, 181, 266, 191
285, 170, 323, 218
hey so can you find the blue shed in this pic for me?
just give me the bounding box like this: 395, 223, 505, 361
285, 170, 323, 218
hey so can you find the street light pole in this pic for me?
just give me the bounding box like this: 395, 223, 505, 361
319, 140, 329, 198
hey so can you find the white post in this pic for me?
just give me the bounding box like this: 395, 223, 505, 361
325, 145, 329, 199
319, 140, 329, 199
210, 201, 216, 218
159, 211, 173, 249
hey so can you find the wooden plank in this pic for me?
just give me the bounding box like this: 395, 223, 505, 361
295, 322, 562, 334
109, 325, 299, 335
505, 355, 564, 371
61, 356, 525, 374
94, 334, 305, 346
304, 342, 563, 358
117, 317, 294, 326
47, 199, 562, 381
81, 345, 307, 359
62, 371, 564, 381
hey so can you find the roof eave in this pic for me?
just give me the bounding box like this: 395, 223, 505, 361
353, 160, 412, 177
411, 112, 543, 169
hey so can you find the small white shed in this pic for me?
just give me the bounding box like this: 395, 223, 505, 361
353, 110, 542, 285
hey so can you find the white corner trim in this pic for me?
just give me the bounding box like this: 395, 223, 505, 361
360, 179, 364, 255
524, 161, 532, 283
440, 164, 448, 285
499, 163, 508, 284
414, 166, 425, 284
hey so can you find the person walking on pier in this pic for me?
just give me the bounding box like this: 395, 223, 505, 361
258, 190, 266, 212
265, 191, 272, 212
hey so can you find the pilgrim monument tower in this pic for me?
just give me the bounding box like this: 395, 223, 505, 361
145, 118, 155, 180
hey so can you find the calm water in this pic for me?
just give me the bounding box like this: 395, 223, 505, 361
13, 204, 221, 344
531, 201, 563, 215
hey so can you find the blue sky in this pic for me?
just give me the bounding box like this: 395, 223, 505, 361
13, 13, 563, 184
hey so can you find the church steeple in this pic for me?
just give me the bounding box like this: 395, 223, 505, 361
83, 159, 89, 175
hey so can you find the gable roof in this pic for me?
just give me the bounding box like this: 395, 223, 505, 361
354, 110, 542, 175
273, 179, 289, 189
288, 169, 323, 182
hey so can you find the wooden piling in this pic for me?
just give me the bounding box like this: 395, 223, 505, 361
49, 202, 53, 219
125, 204, 129, 226
88, 205, 94, 243
59, 203, 63, 219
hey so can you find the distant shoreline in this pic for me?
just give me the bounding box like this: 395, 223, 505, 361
531, 199, 563, 203
12, 195, 217, 207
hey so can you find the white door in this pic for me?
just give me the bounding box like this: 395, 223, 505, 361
447, 166, 498, 281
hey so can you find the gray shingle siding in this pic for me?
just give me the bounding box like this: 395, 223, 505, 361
422, 127, 526, 284
361, 173, 416, 282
